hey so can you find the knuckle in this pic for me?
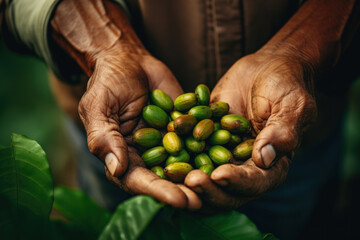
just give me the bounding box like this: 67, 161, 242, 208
78, 97, 87, 119
78, 91, 96, 119
283, 127, 299, 148
294, 90, 318, 128
87, 132, 101, 155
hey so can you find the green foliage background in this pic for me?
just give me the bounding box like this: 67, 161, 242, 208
0, 134, 269, 239
0, 41, 76, 186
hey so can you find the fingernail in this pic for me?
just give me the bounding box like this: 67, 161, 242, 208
261, 144, 276, 168
215, 179, 229, 187
105, 153, 119, 176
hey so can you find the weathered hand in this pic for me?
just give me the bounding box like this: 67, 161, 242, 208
79, 51, 201, 209
51, 0, 201, 209
77, 43, 204, 209
77, 49, 182, 176
185, 53, 317, 208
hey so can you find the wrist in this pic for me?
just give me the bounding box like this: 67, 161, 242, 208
252, 50, 316, 95
50, 0, 147, 77
258, 36, 326, 78
255, 0, 360, 83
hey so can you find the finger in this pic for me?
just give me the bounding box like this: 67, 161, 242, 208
125, 168, 189, 208
177, 184, 202, 210
106, 149, 189, 209
106, 167, 189, 208
210, 157, 290, 196
250, 89, 316, 168
79, 90, 128, 177
185, 170, 250, 209
140, 57, 183, 100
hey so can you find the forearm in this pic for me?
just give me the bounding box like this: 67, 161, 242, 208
51, 0, 146, 77
259, 0, 360, 73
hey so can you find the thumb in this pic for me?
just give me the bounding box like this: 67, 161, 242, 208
78, 91, 129, 177
251, 122, 297, 168
250, 92, 317, 168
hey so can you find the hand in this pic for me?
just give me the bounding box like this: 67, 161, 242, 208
51, 0, 201, 209
77, 48, 182, 176
184, 0, 359, 210
79, 51, 201, 209
185, 52, 317, 208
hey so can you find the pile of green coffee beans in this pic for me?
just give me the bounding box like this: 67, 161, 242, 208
133, 84, 254, 183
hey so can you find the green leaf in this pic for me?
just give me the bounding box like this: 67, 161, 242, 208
0, 133, 53, 238
139, 206, 182, 240
44, 219, 93, 240
179, 211, 262, 240
99, 195, 164, 240
262, 233, 279, 240
53, 186, 111, 237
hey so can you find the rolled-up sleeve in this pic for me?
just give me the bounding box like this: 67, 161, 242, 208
5, 0, 60, 72
1, 0, 130, 82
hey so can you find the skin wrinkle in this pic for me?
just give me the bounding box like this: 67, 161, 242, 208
249, 59, 314, 136
282, 91, 314, 129
100, 88, 121, 117
83, 81, 146, 135
196, 142, 289, 208
271, 23, 321, 66
80, 91, 113, 122
120, 94, 147, 116
62, 1, 121, 54
250, 95, 271, 126
87, 132, 125, 158
118, 119, 139, 136
236, 158, 289, 194
78, 99, 106, 126
89, 59, 148, 123
86, 119, 120, 137
281, 38, 320, 75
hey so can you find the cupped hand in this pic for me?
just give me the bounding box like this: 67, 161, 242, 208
185, 53, 317, 208
78, 46, 201, 209
51, 0, 201, 209
78, 49, 181, 176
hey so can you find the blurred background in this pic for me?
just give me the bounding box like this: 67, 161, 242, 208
1, 39, 359, 238
0, 40, 77, 188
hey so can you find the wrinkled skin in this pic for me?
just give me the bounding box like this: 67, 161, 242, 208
51, 0, 359, 211
51, 0, 202, 210
79, 47, 202, 210
185, 53, 317, 209
182, 0, 359, 209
